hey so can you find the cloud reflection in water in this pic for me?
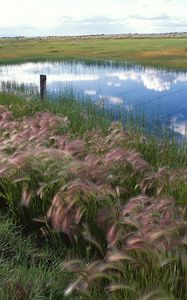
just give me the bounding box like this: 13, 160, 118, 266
1, 61, 187, 137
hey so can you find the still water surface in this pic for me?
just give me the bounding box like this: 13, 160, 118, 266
0, 61, 187, 137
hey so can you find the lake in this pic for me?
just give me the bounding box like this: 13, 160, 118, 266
0, 60, 187, 137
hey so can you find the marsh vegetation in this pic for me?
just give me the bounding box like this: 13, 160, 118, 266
1, 36, 187, 70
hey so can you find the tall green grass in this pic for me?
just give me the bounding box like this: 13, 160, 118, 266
0, 215, 106, 299
0, 91, 111, 135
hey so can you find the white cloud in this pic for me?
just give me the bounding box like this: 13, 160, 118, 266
0, 0, 187, 36
107, 69, 187, 92
99, 94, 123, 104
1, 61, 187, 94
170, 116, 187, 136
140, 72, 172, 92
84, 89, 97, 95
0, 62, 100, 88
108, 96, 123, 104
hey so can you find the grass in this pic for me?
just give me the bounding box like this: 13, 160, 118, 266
0, 215, 106, 300
0, 37, 187, 70
0, 91, 187, 299
0, 91, 111, 135
0, 215, 68, 300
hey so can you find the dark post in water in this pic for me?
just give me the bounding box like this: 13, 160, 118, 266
40, 74, 47, 101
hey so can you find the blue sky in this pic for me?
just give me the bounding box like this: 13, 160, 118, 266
0, 0, 187, 36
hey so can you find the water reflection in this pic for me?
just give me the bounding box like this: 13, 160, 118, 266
107, 70, 187, 92
170, 115, 187, 137
84, 90, 97, 95
0, 61, 187, 137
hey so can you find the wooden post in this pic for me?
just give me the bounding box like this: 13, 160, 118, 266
40, 74, 47, 101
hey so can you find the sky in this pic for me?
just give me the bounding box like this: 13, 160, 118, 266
0, 0, 187, 36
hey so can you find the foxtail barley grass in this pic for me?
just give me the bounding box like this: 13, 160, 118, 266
0, 91, 187, 299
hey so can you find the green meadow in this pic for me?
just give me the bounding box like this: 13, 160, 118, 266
0, 36, 187, 70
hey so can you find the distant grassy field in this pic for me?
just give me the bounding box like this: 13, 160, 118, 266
0, 37, 187, 70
